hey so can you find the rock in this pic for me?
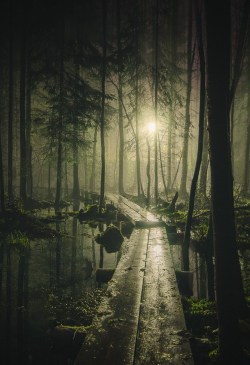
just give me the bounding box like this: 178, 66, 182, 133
95, 224, 124, 253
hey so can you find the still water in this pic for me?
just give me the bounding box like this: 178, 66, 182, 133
0, 211, 125, 365
1, 210, 249, 364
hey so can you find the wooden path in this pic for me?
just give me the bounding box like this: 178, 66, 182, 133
75, 195, 194, 365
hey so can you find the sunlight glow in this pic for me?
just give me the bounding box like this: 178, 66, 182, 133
147, 121, 156, 133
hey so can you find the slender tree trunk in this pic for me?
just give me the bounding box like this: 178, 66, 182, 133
242, 50, 250, 196
182, 0, 206, 271
205, 1, 247, 362
199, 117, 209, 197
0, 128, 4, 212
0, 54, 5, 212
117, 0, 124, 195
146, 137, 151, 207
26, 56, 32, 198
20, 16, 27, 204
99, 0, 107, 213
8, 0, 14, 201
179, 0, 193, 200
154, 0, 159, 204
158, 135, 168, 197
166, 117, 172, 191
135, 0, 142, 198
89, 125, 98, 192
55, 17, 65, 213
205, 211, 215, 301
73, 115, 80, 202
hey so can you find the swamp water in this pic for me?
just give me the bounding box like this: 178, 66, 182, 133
0, 210, 127, 365
1, 208, 249, 364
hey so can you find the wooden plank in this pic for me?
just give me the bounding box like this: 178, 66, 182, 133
106, 193, 165, 228
75, 229, 149, 365
134, 227, 194, 365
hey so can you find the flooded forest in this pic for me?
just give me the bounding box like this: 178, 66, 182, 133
0, 0, 250, 364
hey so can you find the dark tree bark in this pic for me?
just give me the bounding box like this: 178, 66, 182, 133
205, 1, 247, 362
26, 56, 33, 198
198, 117, 209, 197
182, 0, 206, 271
117, 0, 125, 195
20, 12, 27, 204
8, 0, 14, 201
241, 48, 250, 196
55, 16, 65, 212
99, 0, 107, 213
72, 14, 80, 209
135, 0, 142, 198
205, 211, 215, 301
146, 137, 151, 207
0, 127, 4, 212
179, 0, 193, 200
158, 135, 168, 197
154, 0, 159, 204
89, 124, 98, 192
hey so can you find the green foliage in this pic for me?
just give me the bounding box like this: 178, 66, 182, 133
6, 230, 30, 250
46, 288, 105, 327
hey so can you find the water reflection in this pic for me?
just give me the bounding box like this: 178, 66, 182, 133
0, 212, 127, 364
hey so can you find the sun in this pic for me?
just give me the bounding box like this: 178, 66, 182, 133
147, 121, 156, 133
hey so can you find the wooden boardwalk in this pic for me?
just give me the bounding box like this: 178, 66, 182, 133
75, 195, 194, 365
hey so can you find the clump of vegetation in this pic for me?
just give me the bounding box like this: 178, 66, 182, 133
182, 297, 219, 364
0, 209, 59, 239
45, 288, 105, 327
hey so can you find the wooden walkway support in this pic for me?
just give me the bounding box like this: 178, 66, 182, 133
75, 195, 194, 365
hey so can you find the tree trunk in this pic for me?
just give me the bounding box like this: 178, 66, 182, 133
158, 135, 168, 197
146, 137, 151, 207
26, 56, 33, 198
89, 125, 98, 192
135, 0, 142, 198
179, 0, 193, 200
8, 0, 14, 201
0, 129, 4, 212
154, 0, 159, 204
20, 16, 27, 204
117, 0, 125, 195
55, 17, 65, 212
99, 0, 107, 213
199, 117, 209, 197
182, 0, 206, 272
205, 211, 215, 301
205, 1, 247, 362
241, 48, 250, 196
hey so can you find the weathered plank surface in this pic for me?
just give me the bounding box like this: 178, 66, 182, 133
106, 193, 165, 228
75, 227, 194, 365
75, 229, 149, 365
134, 228, 193, 365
